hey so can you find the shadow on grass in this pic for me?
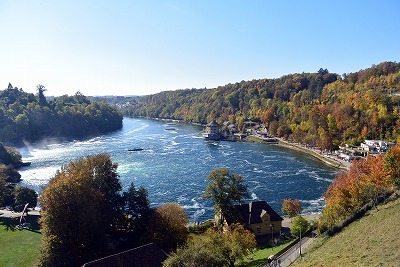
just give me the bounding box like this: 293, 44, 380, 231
0, 215, 41, 234
243, 258, 266, 267
0, 217, 17, 231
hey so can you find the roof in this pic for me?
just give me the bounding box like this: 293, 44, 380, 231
231, 201, 283, 225
82, 243, 167, 267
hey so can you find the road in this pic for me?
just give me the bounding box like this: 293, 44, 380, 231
263, 233, 317, 267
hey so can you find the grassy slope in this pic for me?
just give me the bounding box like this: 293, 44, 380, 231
0, 217, 41, 267
292, 197, 400, 267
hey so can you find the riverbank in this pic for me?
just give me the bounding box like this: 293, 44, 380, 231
276, 139, 350, 170
243, 133, 350, 170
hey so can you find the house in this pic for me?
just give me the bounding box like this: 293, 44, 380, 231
202, 120, 220, 141
227, 200, 283, 236
361, 140, 396, 152
82, 243, 167, 267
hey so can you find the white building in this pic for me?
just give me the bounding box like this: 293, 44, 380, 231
361, 140, 395, 152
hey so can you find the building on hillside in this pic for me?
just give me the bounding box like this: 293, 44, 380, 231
82, 243, 167, 267
202, 120, 220, 141
226, 200, 283, 236
360, 140, 395, 152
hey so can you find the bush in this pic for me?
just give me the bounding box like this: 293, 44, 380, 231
13, 186, 37, 212
0, 165, 21, 183
188, 220, 214, 234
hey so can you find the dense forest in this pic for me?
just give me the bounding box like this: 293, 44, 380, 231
121, 61, 400, 150
0, 84, 123, 144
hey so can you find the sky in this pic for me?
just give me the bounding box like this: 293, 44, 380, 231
1, 1, 399, 96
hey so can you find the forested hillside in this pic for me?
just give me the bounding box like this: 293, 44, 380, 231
0, 84, 123, 144
122, 62, 400, 149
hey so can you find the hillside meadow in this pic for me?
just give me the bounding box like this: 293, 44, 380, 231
292, 196, 400, 267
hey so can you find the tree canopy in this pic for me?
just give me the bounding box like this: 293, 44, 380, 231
39, 155, 117, 266
146, 202, 189, 252
39, 154, 151, 266
290, 215, 310, 238
163, 223, 256, 267
119, 61, 400, 149
202, 168, 249, 225
0, 84, 122, 144
319, 144, 399, 232
12, 186, 37, 212
0, 143, 22, 166
281, 198, 303, 220
0, 164, 21, 183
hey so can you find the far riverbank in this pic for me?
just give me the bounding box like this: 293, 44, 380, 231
243, 133, 350, 171
275, 138, 350, 171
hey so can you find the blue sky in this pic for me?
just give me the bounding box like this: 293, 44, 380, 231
1, 1, 399, 96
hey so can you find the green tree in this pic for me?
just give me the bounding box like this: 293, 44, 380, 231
0, 164, 21, 183
124, 183, 150, 218
290, 215, 310, 238
147, 203, 189, 252
0, 179, 13, 206
123, 182, 150, 231
202, 168, 249, 225
0, 143, 22, 165
36, 84, 47, 106
12, 186, 37, 212
0, 86, 122, 144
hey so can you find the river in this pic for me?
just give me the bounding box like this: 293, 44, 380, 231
17, 118, 337, 222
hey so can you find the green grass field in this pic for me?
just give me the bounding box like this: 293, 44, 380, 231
243, 240, 295, 267
292, 196, 400, 267
0, 216, 41, 267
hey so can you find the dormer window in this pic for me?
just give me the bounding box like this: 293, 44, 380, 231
260, 209, 270, 222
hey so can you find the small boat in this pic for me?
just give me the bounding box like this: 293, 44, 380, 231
165, 128, 176, 130
128, 148, 144, 152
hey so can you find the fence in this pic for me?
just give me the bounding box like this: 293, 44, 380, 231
261, 231, 316, 267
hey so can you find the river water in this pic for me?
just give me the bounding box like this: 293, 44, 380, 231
18, 118, 337, 222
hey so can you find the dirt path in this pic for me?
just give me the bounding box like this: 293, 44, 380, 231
0, 209, 40, 218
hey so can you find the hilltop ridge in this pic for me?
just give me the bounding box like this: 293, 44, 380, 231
118, 61, 400, 150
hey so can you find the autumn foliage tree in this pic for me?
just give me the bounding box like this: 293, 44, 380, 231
146, 202, 189, 252
281, 198, 303, 221
120, 61, 400, 149
39, 154, 119, 267
384, 144, 400, 187
319, 146, 398, 232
